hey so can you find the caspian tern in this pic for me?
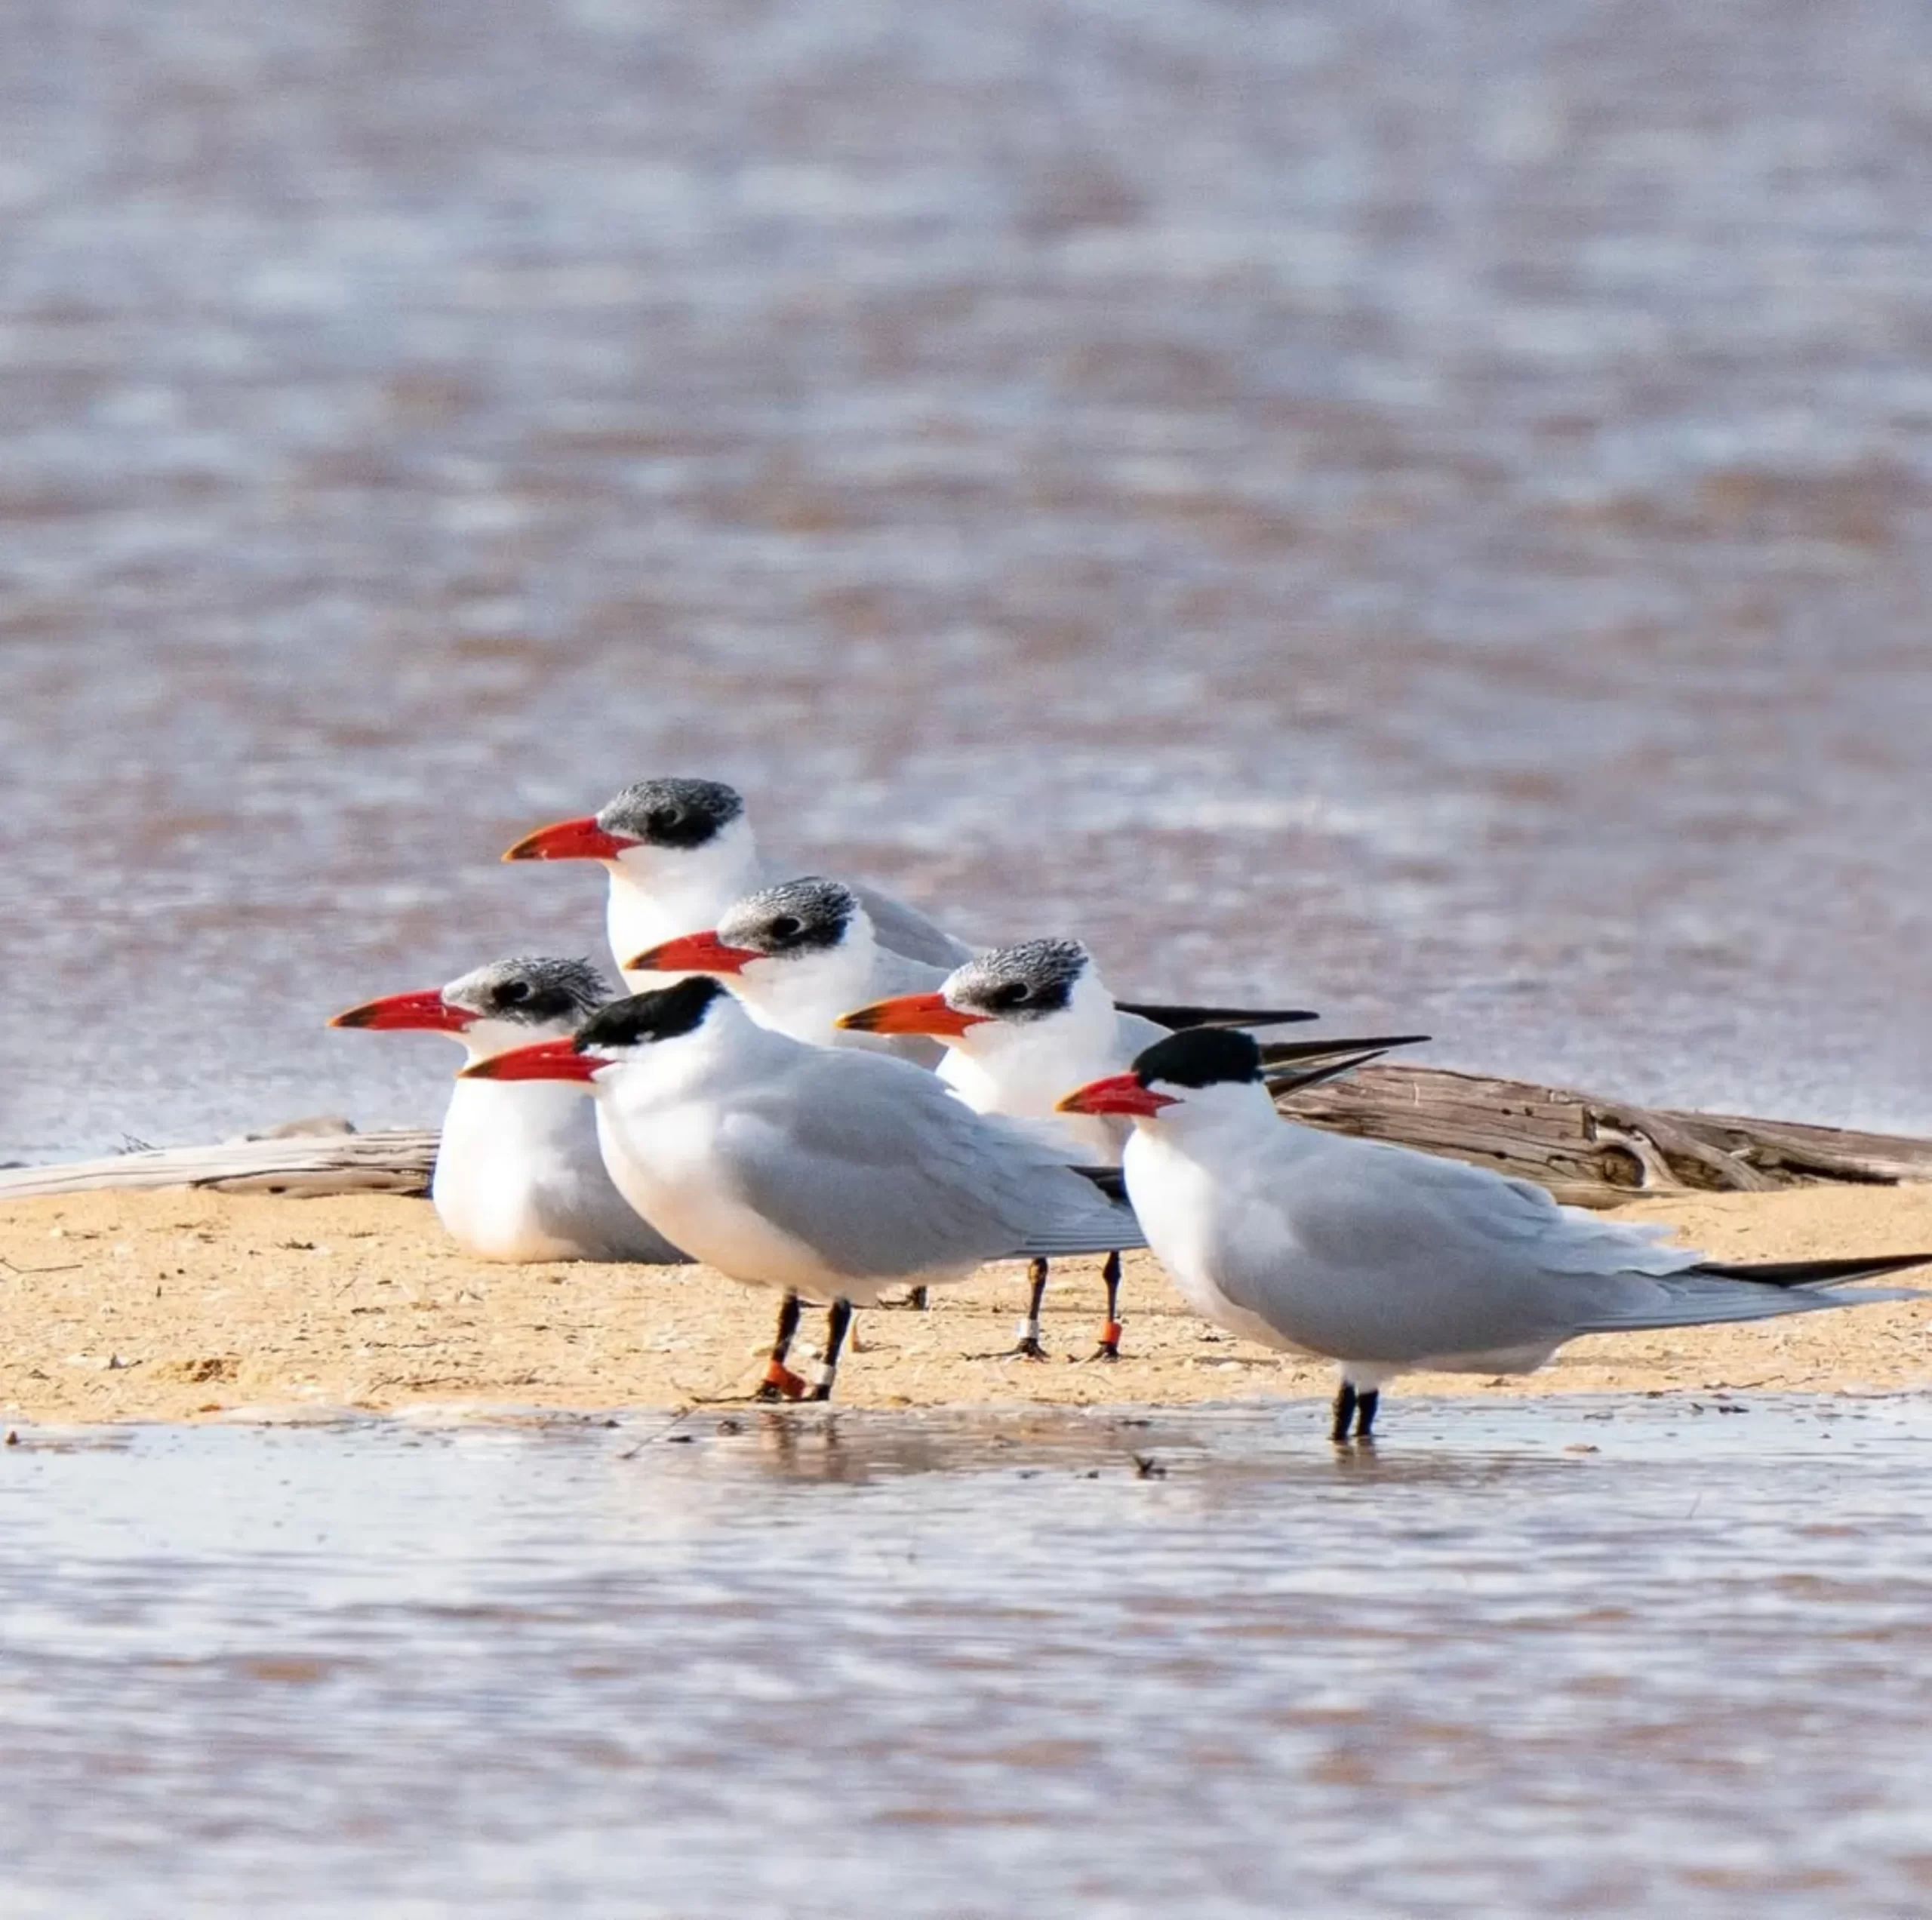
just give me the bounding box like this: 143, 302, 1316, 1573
501, 777, 973, 986
841, 937, 1427, 1359
1060, 1026, 1930, 1443
463, 977, 1146, 1401
628, 875, 955, 1068
331, 958, 688, 1266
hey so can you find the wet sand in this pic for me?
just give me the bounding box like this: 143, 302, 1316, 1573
3, 1184, 1927, 1423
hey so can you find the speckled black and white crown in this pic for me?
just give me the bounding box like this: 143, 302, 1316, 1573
716, 875, 859, 957
443, 956, 612, 1027
595, 778, 745, 851
946, 938, 1090, 1020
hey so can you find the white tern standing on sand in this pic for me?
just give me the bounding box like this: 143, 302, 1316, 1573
1058, 1026, 1930, 1443
330, 958, 688, 1266
463, 977, 1146, 1401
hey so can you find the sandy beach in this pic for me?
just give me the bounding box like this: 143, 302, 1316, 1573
2, 1183, 1927, 1424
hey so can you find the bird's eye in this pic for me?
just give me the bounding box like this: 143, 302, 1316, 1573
498, 980, 531, 1005
992, 980, 1032, 1009
647, 806, 682, 835
768, 915, 804, 942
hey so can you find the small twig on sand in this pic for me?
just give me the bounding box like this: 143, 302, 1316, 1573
618, 1404, 697, 1459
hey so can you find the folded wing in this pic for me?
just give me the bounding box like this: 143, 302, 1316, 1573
718, 1050, 1143, 1281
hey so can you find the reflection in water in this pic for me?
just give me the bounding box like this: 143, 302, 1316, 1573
3, 1398, 1931, 1916
6, 3, 1932, 1158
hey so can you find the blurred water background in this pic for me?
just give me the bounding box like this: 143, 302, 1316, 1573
4, 0, 1930, 1158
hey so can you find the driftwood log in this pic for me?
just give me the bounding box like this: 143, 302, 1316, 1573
0, 1068, 1927, 1208
0, 1128, 440, 1201
1278, 1066, 1932, 1208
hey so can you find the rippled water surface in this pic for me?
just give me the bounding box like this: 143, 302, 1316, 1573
2, 1398, 1930, 1918
5, 1, 1932, 1159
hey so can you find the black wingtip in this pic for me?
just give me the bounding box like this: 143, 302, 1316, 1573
1690, 1251, 1932, 1288
1069, 1164, 1131, 1203
1265, 1049, 1392, 1097
1256, 1032, 1430, 1068
1118, 1001, 1320, 1031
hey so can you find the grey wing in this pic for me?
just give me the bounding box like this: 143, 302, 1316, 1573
870, 946, 954, 995
1207, 1128, 1721, 1358
1279, 1134, 1698, 1279
1198, 1146, 1586, 1362
851, 882, 977, 967
556, 1180, 693, 1264
719, 1052, 1140, 1280
532, 1110, 691, 1263
1115, 1009, 1174, 1056
1564, 1273, 1923, 1335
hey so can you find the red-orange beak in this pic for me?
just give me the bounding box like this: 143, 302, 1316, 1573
459, 1038, 604, 1083
625, 930, 762, 975
1057, 1072, 1180, 1118
836, 990, 989, 1038
501, 815, 638, 862
330, 989, 475, 1034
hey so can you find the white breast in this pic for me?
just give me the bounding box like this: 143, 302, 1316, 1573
1121, 1125, 1322, 1355
433, 1079, 608, 1263
939, 1015, 1132, 1165
605, 826, 764, 985
592, 1092, 846, 1297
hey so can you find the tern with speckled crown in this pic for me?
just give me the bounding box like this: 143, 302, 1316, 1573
502, 777, 974, 989
627, 876, 961, 1069
331, 958, 688, 1266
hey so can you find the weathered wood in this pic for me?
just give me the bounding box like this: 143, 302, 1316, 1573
1281, 1066, 1932, 1208
0, 1130, 439, 1201
2, 1069, 1927, 1208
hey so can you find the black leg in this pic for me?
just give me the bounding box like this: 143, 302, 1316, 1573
1353, 1389, 1380, 1442
968, 1260, 1054, 1361
907, 1285, 930, 1311
806, 1299, 854, 1402
755, 1290, 805, 1401
1010, 1257, 1050, 1359
1330, 1380, 1358, 1445
1091, 1249, 1124, 1361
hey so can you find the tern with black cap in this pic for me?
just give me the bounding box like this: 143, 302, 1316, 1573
1060, 1027, 1930, 1443
464, 977, 1146, 1402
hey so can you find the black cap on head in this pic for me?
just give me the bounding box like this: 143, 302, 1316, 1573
445, 956, 611, 1028
1132, 1026, 1264, 1088
718, 876, 857, 957
596, 778, 745, 851
574, 977, 728, 1052
947, 938, 1088, 1020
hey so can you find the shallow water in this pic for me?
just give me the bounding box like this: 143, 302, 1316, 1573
3, 1397, 1931, 1918
5, 1, 1932, 1161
